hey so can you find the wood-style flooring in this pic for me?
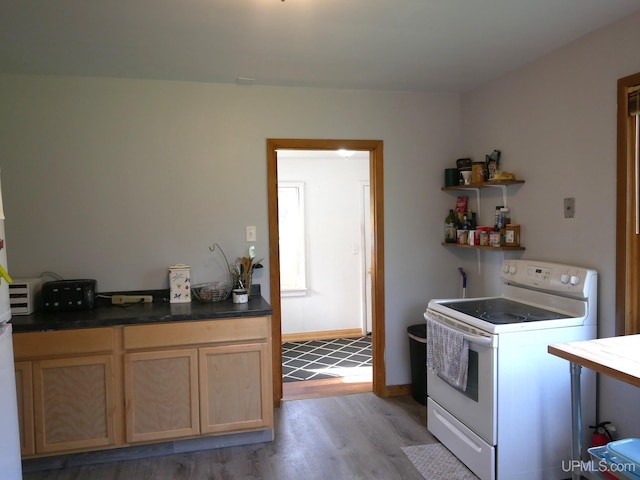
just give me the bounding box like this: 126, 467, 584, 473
282, 377, 372, 401
23, 393, 435, 480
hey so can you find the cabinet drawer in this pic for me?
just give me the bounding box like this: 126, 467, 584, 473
123, 316, 271, 350
13, 328, 114, 360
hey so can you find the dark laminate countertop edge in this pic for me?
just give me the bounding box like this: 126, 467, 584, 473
10, 296, 273, 333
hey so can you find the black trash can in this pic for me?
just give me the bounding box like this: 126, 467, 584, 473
407, 323, 427, 405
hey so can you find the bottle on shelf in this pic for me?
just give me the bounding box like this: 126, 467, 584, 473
499, 207, 510, 245
461, 212, 470, 231
444, 209, 457, 243
495, 205, 504, 231
468, 210, 477, 229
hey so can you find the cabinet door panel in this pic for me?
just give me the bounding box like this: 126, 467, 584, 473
15, 361, 34, 456
199, 343, 272, 434
124, 349, 199, 443
33, 355, 115, 453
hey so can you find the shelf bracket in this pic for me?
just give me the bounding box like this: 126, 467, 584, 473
457, 186, 481, 213
484, 184, 508, 208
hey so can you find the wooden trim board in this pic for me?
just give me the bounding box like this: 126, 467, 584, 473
281, 329, 364, 343
267, 138, 386, 407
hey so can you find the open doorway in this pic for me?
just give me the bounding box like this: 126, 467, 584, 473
277, 150, 370, 400
267, 139, 385, 406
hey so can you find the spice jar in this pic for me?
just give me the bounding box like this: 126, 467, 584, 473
479, 227, 490, 246
472, 162, 486, 183
489, 231, 501, 247
505, 224, 521, 246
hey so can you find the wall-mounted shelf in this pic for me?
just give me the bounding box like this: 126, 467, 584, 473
441, 178, 526, 263
441, 242, 525, 251
441, 179, 525, 191
442, 241, 526, 274
442, 179, 525, 209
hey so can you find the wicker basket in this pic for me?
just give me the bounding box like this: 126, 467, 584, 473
192, 281, 232, 303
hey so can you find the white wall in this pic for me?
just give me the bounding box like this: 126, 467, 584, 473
278, 154, 369, 336
0, 75, 462, 387
461, 11, 640, 437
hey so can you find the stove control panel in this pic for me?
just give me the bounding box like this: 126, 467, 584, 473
500, 259, 597, 298
525, 265, 552, 282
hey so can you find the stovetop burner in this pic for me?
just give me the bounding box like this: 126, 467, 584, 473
441, 298, 571, 324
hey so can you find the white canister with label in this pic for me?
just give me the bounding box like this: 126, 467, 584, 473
169, 264, 191, 303
232, 289, 248, 304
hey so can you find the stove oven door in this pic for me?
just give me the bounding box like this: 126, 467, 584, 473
425, 309, 498, 480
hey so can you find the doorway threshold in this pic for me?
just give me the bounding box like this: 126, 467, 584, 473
282, 377, 372, 401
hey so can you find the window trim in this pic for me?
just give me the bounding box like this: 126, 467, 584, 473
616, 72, 640, 335
277, 181, 308, 296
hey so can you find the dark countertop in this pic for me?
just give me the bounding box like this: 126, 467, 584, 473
10, 296, 273, 333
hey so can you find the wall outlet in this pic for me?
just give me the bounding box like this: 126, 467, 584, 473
564, 197, 575, 218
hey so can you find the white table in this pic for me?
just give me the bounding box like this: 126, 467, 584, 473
549, 335, 640, 480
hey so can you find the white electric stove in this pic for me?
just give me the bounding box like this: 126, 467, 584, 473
425, 259, 597, 480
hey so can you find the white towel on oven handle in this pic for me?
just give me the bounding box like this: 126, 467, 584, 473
426, 313, 469, 391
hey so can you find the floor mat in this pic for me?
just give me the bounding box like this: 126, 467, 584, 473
282, 336, 372, 382
401, 443, 479, 480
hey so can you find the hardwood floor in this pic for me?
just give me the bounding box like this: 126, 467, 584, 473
23, 393, 435, 480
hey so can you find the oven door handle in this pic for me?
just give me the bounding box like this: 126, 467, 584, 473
459, 331, 493, 346
424, 312, 493, 346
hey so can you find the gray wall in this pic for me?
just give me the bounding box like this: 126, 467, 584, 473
0, 75, 461, 387
461, 10, 640, 437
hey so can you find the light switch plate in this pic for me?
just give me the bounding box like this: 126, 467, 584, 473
564, 198, 575, 218
246, 226, 257, 242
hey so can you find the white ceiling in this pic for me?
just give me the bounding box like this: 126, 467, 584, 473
2, 0, 640, 93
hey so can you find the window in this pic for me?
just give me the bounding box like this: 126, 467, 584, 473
616, 72, 640, 335
278, 182, 307, 295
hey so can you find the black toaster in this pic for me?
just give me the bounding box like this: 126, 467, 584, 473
42, 279, 97, 311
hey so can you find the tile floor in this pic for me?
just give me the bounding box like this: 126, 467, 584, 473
281, 336, 372, 382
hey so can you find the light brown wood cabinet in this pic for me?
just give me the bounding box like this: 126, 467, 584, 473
14, 315, 273, 458
122, 316, 273, 444
13, 328, 118, 456
199, 342, 272, 435
33, 354, 116, 453
14, 361, 34, 456
124, 348, 200, 443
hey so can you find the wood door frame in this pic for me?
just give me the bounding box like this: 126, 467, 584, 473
616, 72, 640, 335
267, 139, 385, 406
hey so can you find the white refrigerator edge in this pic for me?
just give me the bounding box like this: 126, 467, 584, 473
0, 168, 23, 480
